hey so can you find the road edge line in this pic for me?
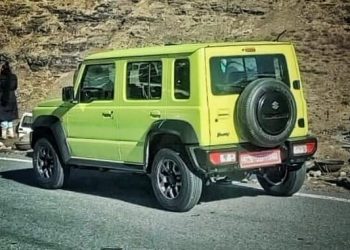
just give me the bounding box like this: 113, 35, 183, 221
231, 181, 350, 203
0, 157, 32, 163
295, 192, 350, 203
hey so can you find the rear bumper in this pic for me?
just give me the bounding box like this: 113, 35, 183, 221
187, 135, 317, 177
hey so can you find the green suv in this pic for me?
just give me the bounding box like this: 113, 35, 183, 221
31, 42, 317, 211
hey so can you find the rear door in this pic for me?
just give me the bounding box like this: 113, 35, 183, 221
205, 46, 245, 146
116, 58, 167, 164
205, 44, 306, 145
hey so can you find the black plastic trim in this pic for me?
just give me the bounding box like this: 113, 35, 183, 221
188, 135, 317, 177
144, 119, 199, 170
298, 118, 305, 128
31, 115, 71, 164
147, 119, 199, 144
68, 158, 144, 173
293, 80, 301, 90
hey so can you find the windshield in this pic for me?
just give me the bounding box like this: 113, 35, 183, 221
210, 54, 290, 95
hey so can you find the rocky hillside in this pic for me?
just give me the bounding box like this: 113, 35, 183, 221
0, 0, 349, 158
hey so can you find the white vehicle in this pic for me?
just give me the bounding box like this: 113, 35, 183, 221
17, 112, 33, 138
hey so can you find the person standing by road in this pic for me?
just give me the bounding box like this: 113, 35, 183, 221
0, 61, 19, 140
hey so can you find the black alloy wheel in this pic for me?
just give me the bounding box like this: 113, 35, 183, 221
33, 138, 68, 189
151, 149, 202, 212
36, 144, 55, 179
156, 158, 182, 199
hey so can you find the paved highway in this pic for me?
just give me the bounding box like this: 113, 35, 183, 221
0, 156, 349, 250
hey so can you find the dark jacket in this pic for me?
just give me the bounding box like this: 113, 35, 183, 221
0, 73, 19, 121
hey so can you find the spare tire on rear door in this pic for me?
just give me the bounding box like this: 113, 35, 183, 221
236, 78, 297, 148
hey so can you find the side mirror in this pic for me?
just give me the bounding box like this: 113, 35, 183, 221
62, 86, 74, 102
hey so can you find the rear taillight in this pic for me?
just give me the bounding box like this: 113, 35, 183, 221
293, 141, 317, 156
209, 152, 237, 166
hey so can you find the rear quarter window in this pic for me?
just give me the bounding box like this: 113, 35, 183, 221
174, 59, 190, 99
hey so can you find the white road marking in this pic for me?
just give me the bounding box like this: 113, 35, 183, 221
231, 181, 350, 203
0, 157, 32, 163
295, 193, 350, 203
1, 157, 350, 203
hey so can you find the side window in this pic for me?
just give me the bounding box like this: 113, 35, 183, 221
80, 63, 115, 102
127, 61, 162, 100
174, 59, 190, 99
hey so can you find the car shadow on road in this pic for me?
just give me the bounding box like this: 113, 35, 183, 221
0, 168, 265, 210
201, 183, 266, 203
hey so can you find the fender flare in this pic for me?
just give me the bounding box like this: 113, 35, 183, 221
31, 115, 70, 164
147, 119, 199, 144
144, 119, 199, 170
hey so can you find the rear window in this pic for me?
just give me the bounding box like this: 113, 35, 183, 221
210, 54, 289, 95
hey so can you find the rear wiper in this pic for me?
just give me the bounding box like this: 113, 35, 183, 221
254, 73, 276, 78
230, 78, 251, 88
222, 78, 251, 92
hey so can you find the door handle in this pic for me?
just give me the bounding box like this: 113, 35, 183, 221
150, 110, 161, 118
102, 111, 114, 118
217, 109, 230, 120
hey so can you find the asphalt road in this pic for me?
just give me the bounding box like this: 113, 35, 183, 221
1, 156, 350, 250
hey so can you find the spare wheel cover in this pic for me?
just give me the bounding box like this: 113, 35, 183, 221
236, 78, 297, 148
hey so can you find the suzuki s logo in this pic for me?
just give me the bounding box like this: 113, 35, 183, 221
272, 101, 279, 110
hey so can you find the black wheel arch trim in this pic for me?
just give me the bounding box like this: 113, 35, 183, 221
144, 119, 200, 172
31, 115, 71, 164
147, 119, 199, 144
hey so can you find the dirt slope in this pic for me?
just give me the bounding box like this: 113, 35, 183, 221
0, 0, 349, 160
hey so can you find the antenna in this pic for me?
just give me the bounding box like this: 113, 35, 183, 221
274, 29, 287, 42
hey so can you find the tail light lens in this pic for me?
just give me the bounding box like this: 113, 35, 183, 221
209, 152, 237, 166
293, 141, 317, 156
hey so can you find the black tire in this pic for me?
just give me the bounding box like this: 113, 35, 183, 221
33, 138, 69, 189
151, 149, 202, 212
257, 163, 306, 196
236, 78, 297, 148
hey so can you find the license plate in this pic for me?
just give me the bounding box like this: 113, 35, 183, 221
239, 149, 281, 169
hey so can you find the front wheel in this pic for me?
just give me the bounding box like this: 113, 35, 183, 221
33, 138, 69, 189
151, 149, 202, 212
257, 163, 306, 196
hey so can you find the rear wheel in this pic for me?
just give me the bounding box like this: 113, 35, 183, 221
151, 149, 202, 212
33, 138, 69, 189
257, 163, 306, 196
